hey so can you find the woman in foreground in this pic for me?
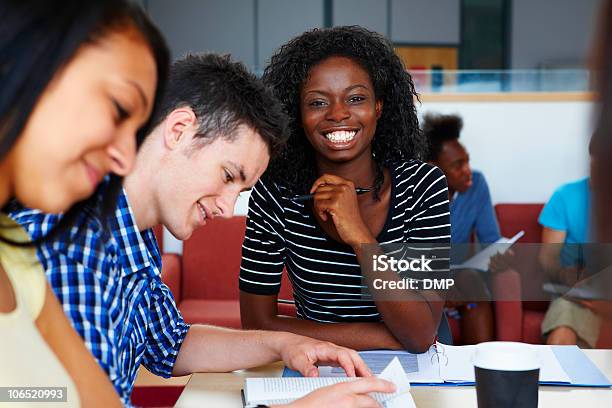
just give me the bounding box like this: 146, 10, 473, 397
0, 1, 167, 405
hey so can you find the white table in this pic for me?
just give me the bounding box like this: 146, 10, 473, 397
175, 349, 612, 407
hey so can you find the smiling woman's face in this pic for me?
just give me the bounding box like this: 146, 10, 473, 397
300, 55, 382, 164
4, 27, 157, 213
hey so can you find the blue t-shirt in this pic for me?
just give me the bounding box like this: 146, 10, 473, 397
538, 177, 591, 266
450, 170, 501, 245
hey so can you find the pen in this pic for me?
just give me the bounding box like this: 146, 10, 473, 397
291, 187, 371, 202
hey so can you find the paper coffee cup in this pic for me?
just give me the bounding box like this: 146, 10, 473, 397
473, 342, 540, 408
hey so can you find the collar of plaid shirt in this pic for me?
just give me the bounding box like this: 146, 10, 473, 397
113, 189, 162, 275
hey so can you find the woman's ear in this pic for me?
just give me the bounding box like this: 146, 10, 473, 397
163, 107, 197, 150
375, 100, 383, 120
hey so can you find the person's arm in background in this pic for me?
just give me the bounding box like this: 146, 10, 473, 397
537, 187, 579, 285
539, 226, 574, 283
240, 180, 404, 351
37, 283, 122, 408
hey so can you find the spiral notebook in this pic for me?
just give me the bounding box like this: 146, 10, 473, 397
282, 344, 611, 387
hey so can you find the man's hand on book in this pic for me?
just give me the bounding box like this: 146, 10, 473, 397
276, 333, 372, 378
282, 377, 396, 408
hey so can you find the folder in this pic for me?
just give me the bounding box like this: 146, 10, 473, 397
282, 344, 611, 387
549, 346, 612, 387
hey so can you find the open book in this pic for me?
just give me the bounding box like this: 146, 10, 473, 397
450, 230, 524, 272
242, 357, 415, 408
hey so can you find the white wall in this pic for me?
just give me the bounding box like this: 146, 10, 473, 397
419, 99, 593, 204
511, 0, 602, 68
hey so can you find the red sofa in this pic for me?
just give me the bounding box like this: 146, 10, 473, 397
160, 217, 294, 328
493, 204, 612, 347
492, 203, 549, 344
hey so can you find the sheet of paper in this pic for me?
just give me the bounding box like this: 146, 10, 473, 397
543, 271, 612, 300
451, 230, 525, 271
379, 357, 416, 408
438, 344, 477, 382
439, 343, 571, 383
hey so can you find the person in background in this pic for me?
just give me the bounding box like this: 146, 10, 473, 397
11, 53, 395, 407
538, 149, 599, 347
0, 1, 168, 406
240, 26, 451, 353
423, 112, 498, 344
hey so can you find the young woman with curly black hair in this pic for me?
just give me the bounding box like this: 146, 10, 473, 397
239, 26, 452, 352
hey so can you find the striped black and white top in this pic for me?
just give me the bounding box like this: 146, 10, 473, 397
239, 160, 451, 323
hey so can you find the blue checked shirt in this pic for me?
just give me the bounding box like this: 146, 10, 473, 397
10, 188, 191, 406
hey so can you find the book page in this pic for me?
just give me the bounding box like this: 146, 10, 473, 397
244, 357, 415, 407
245, 376, 351, 403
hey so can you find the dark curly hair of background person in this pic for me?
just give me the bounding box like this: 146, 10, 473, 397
261, 25, 426, 198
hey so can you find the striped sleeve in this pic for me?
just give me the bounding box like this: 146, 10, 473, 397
407, 164, 451, 276
239, 179, 287, 295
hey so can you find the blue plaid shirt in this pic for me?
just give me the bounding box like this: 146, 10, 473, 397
10, 188, 190, 406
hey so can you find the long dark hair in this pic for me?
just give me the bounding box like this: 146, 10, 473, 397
261, 25, 425, 198
0, 0, 170, 237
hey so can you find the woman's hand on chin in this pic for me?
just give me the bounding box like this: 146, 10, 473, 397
310, 174, 376, 249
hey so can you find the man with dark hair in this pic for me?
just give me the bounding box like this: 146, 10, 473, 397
424, 112, 500, 344
10, 54, 384, 405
